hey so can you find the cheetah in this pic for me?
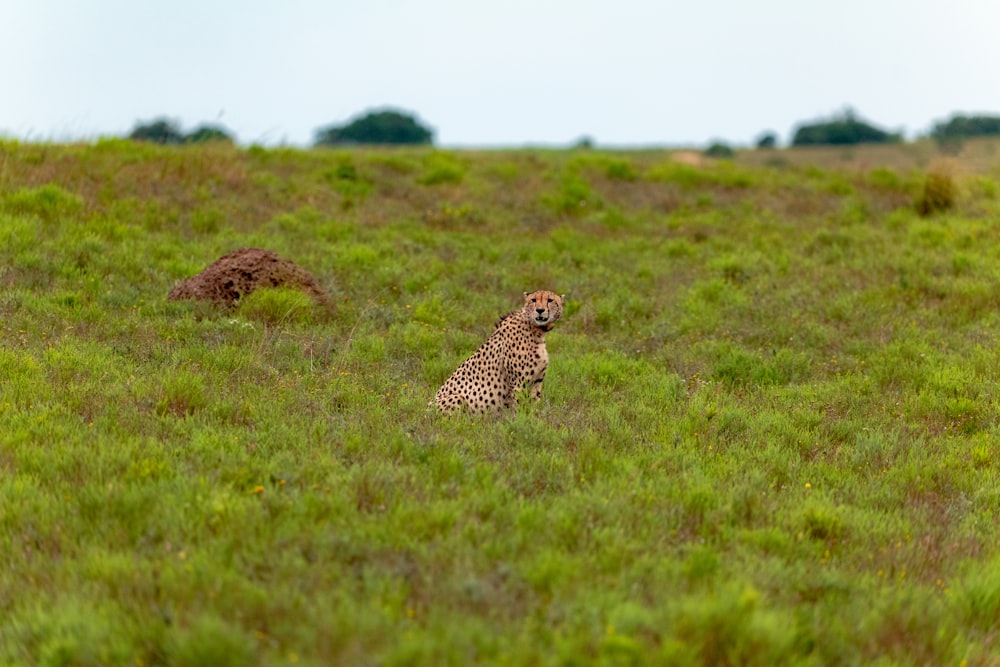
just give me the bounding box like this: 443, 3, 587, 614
433, 290, 565, 414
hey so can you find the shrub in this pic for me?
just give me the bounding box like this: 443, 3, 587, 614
756, 132, 778, 149
314, 108, 433, 146
184, 124, 235, 144
930, 113, 1000, 140
930, 114, 1000, 155
417, 152, 465, 185
791, 109, 899, 146
596, 159, 636, 182
129, 118, 184, 144
917, 162, 957, 217
543, 173, 600, 215
704, 142, 735, 159
167, 613, 256, 667
867, 167, 905, 192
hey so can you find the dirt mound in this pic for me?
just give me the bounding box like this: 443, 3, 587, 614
168, 247, 333, 310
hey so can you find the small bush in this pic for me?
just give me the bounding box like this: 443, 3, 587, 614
917, 162, 957, 216
184, 124, 235, 144
867, 168, 905, 192
756, 132, 778, 149
704, 142, 735, 159
674, 585, 798, 665
417, 152, 465, 185
128, 119, 235, 144
800, 501, 844, 540
167, 613, 256, 667
930, 113, 1000, 140
322, 158, 373, 206
129, 118, 185, 144
604, 159, 637, 182
543, 173, 600, 215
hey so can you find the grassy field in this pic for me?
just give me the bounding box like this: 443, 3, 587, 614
1, 138, 1000, 666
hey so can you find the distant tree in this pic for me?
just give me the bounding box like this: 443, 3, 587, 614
930, 114, 1000, 139
184, 124, 234, 144
755, 131, 778, 149
314, 109, 433, 146
704, 141, 734, 159
791, 109, 899, 146
129, 118, 184, 144
573, 135, 595, 150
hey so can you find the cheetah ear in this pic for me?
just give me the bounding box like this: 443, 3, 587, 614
523, 291, 531, 299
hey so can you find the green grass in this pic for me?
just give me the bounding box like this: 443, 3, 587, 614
1, 139, 1000, 665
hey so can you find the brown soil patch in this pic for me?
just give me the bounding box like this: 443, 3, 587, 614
168, 247, 333, 310
671, 151, 708, 167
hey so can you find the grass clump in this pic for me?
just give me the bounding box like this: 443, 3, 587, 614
917, 160, 959, 216
543, 172, 600, 215
417, 151, 466, 185
1, 183, 85, 221
236, 286, 318, 326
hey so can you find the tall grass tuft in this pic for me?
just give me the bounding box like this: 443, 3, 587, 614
236, 286, 318, 326
916, 160, 958, 216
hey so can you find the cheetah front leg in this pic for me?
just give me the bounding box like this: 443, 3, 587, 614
529, 368, 546, 401
433, 393, 469, 414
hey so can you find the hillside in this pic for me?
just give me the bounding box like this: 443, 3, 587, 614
1, 139, 1000, 665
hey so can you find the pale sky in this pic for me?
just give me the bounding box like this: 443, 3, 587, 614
3, 0, 999, 147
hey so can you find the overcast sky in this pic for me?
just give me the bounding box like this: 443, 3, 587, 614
3, 0, 999, 147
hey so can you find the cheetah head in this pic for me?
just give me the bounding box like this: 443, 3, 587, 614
523, 290, 564, 330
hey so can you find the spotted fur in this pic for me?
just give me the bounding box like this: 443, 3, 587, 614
433, 290, 565, 414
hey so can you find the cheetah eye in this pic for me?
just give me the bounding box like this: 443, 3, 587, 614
547, 298, 553, 303
530, 298, 536, 303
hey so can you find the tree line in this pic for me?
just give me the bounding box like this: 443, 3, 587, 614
128, 109, 432, 147
128, 108, 1000, 149
128, 119, 235, 145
